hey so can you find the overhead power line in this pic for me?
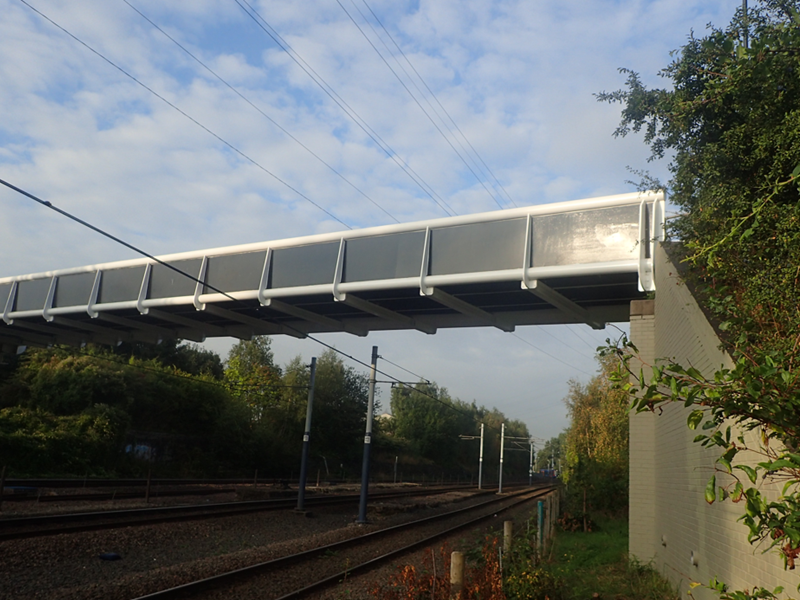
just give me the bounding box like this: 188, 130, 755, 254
510, 332, 594, 377
18, 0, 351, 229
359, 0, 517, 209
337, 0, 506, 210
122, 0, 399, 224
0, 177, 494, 433
233, 0, 457, 217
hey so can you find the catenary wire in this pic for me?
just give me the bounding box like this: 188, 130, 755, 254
377, 356, 431, 384
510, 332, 594, 377
1, 178, 513, 436
233, 0, 457, 217
360, 0, 518, 208
18, 0, 351, 229
337, 0, 506, 210
122, 0, 399, 224
533, 324, 597, 361
564, 323, 602, 352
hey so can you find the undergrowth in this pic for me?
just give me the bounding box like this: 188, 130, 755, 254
371, 515, 678, 600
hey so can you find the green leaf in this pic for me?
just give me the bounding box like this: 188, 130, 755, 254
687, 410, 704, 430
735, 464, 757, 484
705, 475, 717, 504
792, 163, 800, 178
717, 456, 732, 474
732, 482, 744, 502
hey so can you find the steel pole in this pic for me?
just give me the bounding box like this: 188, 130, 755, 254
478, 423, 484, 490
357, 346, 378, 524
498, 422, 505, 494
296, 357, 317, 511
529, 439, 534, 486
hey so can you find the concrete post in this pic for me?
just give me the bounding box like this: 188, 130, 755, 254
296, 357, 317, 511
504, 520, 513, 555
450, 551, 464, 599
357, 346, 378, 524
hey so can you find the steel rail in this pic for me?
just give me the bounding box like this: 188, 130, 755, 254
132, 485, 555, 599
0, 484, 491, 542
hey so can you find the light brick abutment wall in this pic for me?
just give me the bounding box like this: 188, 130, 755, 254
628, 242, 798, 599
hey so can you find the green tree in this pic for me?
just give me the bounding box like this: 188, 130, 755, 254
599, 0, 800, 592
224, 336, 283, 420
535, 432, 566, 472
562, 355, 629, 514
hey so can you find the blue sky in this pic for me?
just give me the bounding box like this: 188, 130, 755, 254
0, 0, 737, 441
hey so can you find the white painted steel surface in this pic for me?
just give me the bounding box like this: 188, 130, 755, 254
0, 192, 664, 349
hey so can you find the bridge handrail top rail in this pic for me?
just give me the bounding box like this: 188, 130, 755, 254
0, 191, 663, 284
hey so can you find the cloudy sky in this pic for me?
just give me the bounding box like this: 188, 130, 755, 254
0, 0, 737, 441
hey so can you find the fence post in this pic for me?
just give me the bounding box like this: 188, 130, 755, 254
504, 520, 513, 555
537, 500, 544, 552
450, 551, 464, 599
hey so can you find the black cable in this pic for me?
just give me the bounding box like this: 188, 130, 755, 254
1, 177, 519, 438
18, 0, 351, 229
122, 0, 399, 225
510, 331, 594, 377
378, 356, 431, 384
360, 0, 518, 209
233, 0, 457, 217
337, 0, 505, 210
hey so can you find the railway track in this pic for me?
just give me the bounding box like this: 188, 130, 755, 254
131, 485, 555, 599
0, 484, 484, 542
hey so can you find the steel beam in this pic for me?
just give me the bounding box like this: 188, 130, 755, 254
523, 280, 605, 330
422, 287, 514, 333
336, 293, 435, 335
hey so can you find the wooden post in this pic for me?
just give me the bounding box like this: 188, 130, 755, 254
0, 465, 6, 511
450, 551, 464, 599
503, 520, 513, 555
145, 469, 152, 504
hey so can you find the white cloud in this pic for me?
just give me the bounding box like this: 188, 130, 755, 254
0, 0, 736, 437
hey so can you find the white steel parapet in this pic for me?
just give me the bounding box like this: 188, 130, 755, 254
0, 191, 665, 349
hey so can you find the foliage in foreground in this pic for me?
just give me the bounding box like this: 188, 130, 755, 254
597, 0, 800, 596
561, 354, 629, 516
371, 517, 677, 600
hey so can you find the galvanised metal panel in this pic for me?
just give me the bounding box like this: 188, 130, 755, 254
0, 283, 11, 310
531, 205, 639, 268
271, 242, 339, 288
205, 251, 267, 294
344, 231, 425, 282
429, 219, 526, 276
98, 266, 146, 304
15, 278, 51, 311
149, 259, 203, 299
53, 272, 96, 307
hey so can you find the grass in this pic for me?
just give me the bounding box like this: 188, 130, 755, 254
546, 516, 679, 600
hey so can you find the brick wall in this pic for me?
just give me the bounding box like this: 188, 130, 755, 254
629, 243, 798, 598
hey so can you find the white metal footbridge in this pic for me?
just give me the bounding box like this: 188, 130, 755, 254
1, 191, 664, 350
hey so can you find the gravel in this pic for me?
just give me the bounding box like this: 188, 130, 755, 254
1, 486, 515, 600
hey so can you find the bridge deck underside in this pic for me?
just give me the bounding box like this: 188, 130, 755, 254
0, 273, 640, 348
0, 192, 663, 349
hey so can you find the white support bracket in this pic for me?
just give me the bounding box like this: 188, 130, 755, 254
422, 287, 514, 333
637, 198, 654, 292
42, 277, 57, 322
137, 264, 152, 315
87, 271, 101, 319
3, 281, 17, 325
193, 256, 209, 310
522, 279, 605, 330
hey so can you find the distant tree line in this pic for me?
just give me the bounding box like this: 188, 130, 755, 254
0, 337, 530, 481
